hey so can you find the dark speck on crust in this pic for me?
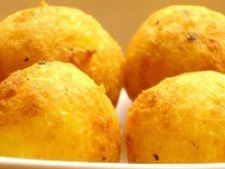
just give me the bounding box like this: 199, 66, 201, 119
38, 61, 46, 65
153, 154, 159, 161
102, 156, 106, 161
24, 57, 29, 62
187, 33, 197, 41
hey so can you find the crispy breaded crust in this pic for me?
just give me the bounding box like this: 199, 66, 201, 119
125, 5, 225, 99
126, 71, 225, 163
0, 61, 121, 162
0, 3, 124, 105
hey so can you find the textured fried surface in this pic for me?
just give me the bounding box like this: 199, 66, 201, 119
0, 2, 124, 105
126, 71, 225, 163
125, 5, 225, 99
0, 61, 120, 162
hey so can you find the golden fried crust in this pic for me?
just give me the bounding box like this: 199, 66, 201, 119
0, 3, 124, 105
126, 71, 225, 163
125, 5, 225, 99
0, 61, 121, 162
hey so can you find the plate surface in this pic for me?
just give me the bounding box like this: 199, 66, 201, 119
1, 157, 225, 169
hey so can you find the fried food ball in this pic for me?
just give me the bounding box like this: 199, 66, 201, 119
125, 5, 225, 99
126, 71, 225, 163
0, 2, 124, 105
0, 61, 120, 162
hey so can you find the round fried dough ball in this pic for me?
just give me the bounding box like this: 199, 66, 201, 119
0, 61, 120, 162
0, 2, 123, 105
125, 5, 225, 99
126, 71, 225, 163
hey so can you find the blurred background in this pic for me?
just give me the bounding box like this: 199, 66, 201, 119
0, 0, 224, 49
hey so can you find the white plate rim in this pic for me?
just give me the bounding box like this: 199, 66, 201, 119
1, 157, 225, 169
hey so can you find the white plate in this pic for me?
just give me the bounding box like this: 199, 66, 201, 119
1, 90, 225, 169
1, 157, 225, 169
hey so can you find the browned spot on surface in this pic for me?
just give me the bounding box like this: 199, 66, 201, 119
126, 134, 136, 161
21, 94, 42, 117
22, 103, 41, 117
14, 10, 36, 23
147, 91, 160, 106
99, 145, 106, 151
0, 88, 16, 100
69, 48, 95, 69
205, 38, 221, 52
126, 134, 133, 151
187, 33, 197, 41
92, 116, 111, 132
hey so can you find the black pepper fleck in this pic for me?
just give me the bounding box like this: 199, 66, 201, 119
102, 156, 106, 161
187, 33, 197, 41
27, 78, 29, 81
24, 57, 29, 62
153, 154, 159, 161
38, 61, 46, 65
